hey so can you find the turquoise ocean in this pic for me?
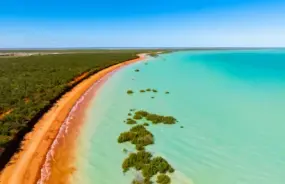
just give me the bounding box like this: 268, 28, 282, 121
70, 50, 285, 184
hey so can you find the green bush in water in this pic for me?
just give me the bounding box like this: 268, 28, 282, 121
156, 174, 171, 184
127, 90, 134, 94
143, 122, 149, 126
122, 151, 152, 172
133, 114, 143, 120
126, 118, 137, 124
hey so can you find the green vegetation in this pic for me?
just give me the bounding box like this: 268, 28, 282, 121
118, 125, 154, 149
0, 49, 176, 165
140, 90, 146, 93
157, 174, 171, 184
151, 96, 155, 99
180, 126, 184, 128
133, 110, 177, 125
0, 52, 148, 157
123, 148, 128, 153
152, 89, 158, 93
135, 69, 140, 72
127, 90, 134, 94
143, 123, 149, 126
126, 118, 137, 125
118, 110, 178, 183
133, 114, 143, 120
128, 113, 132, 116
118, 125, 154, 147
122, 151, 174, 182
146, 88, 151, 92
165, 91, 170, 94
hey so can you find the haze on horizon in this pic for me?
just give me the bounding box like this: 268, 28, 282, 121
1, 0, 285, 48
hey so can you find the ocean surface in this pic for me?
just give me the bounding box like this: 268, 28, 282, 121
70, 50, 285, 184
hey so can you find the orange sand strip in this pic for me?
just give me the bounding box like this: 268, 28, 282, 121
41, 64, 115, 184
0, 54, 146, 184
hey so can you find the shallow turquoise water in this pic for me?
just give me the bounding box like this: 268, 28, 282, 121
71, 50, 285, 184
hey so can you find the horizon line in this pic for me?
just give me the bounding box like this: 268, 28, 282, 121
1, 46, 285, 51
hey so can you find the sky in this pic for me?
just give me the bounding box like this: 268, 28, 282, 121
0, 0, 285, 48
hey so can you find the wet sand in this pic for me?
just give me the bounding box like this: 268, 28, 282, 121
0, 54, 146, 184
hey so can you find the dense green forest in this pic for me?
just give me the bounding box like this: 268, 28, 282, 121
0, 51, 157, 159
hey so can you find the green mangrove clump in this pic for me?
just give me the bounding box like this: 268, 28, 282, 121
152, 89, 158, 93
118, 125, 154, 149
143, 122, 149, 126
122, 151, 174, 180
127, 90, 134, 94
123, 148, 128, 153
133, 110, 177, 125
118, 110, 178, 183
140, 90, 146, 93
122, 151, 152, 172
146, 88, 151, 92
157, 174, 171, 184
118, 131, 134, 143
126, 118, 137, 125
133, 114, 143, 120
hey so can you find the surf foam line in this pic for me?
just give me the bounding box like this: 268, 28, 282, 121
37, 69, 119, 184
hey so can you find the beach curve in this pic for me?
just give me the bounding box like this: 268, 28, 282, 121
0, 53, 146, 184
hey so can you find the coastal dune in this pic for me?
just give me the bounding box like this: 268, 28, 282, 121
0, 54, 146, 184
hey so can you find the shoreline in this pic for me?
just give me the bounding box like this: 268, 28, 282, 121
38, 60, 121, 184
0, 54, 146, 184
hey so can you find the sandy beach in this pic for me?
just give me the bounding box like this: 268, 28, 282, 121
0, 54, 146, 184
